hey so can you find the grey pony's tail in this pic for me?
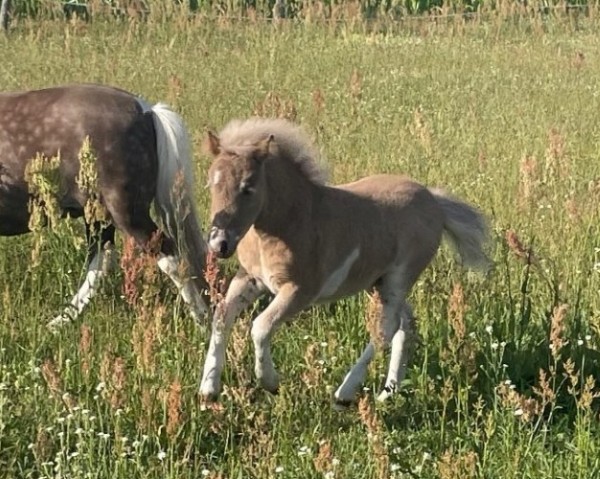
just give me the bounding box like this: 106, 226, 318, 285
429, 188, 491, 271
148, 102, 209, 295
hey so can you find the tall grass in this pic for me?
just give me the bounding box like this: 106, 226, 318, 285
9, 0, 599, 20
2, 10, 600, 479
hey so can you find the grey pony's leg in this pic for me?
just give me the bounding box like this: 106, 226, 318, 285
48, 223, 115, 329
157, 249, 209, 322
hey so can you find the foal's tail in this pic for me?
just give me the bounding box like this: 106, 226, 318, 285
150, 103, 208, 292
430, 188, 491, 271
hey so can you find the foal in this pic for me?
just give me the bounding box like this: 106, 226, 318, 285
199, 118, 489, 404
0, 84, 209, 326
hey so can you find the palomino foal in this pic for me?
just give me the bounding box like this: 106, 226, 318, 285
199, 118, 489, 404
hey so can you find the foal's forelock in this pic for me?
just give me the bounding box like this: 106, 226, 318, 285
215, 117, 327, 185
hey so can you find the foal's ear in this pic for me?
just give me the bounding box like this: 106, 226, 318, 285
254, 134, 275, 162
203, 130, 221, 157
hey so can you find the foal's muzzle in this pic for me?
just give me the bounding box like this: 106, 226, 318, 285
208, 227, 237, 259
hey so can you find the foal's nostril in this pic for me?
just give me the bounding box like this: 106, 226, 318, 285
219, 240, 228, 256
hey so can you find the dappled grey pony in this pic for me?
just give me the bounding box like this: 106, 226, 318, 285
0, 84, 209, 326
199, 118, 489, 405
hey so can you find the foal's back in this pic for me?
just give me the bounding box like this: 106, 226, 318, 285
341, 174, 443, 271
338, 174, 445, 243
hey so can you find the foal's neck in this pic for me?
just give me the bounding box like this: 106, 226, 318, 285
254, 158, 320, 237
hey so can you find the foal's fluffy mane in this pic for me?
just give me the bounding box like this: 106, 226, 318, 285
218, 117, 327, 184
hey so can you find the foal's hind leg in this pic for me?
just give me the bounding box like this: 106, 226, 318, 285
334, 267, 411, 406
376, 302, 414, 402
48, 223, 116, 329
333, 295, 401, 406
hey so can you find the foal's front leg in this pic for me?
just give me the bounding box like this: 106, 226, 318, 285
199, 270, 264, 400
251, 284, 309, 393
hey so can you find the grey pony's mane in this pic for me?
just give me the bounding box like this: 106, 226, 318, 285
218, 117, 327, 184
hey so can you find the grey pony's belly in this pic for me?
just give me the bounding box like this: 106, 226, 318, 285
0, 169, 29, 235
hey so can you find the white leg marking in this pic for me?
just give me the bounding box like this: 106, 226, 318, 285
377, 303, 414, 402
199, 274, 262, 399
48, 248, 112, 329
318, 248, 360, 300
334, 342, 376, 403
158, 254, 209, 321
335, 292, 402, 404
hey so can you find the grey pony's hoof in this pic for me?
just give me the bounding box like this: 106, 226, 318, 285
47, 307, 78, 331
258, 383, 279, 396
332, 397, 354, 411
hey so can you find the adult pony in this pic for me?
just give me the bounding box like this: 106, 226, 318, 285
199, 118, 489, 405
0, 84, 208, 326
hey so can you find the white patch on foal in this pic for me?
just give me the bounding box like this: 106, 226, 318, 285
48, 248, 112, 329
318, 248, 360, 299
212, 169, 222, 186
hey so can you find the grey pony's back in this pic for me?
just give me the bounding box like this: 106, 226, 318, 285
429, 188, 490, 270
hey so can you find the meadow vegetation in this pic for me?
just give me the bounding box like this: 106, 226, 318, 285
1, 5, 600, 478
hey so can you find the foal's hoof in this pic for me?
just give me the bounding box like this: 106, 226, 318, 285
259, 381, 279, 396
199, 391, 221, 408
257, 371, 280, 395
198, 384, 221, 403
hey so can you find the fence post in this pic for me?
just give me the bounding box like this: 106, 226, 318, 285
0, 0, 10, 32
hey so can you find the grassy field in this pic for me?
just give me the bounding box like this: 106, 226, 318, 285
2, 7, 600, 479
